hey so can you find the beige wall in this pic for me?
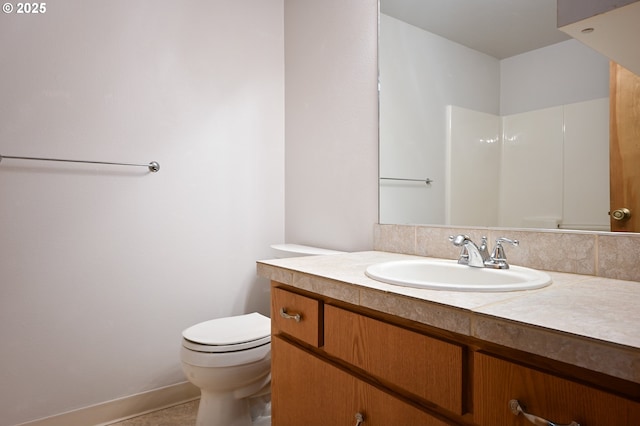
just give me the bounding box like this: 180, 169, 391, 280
0, 1, 284, 424
284, 0, 379, 252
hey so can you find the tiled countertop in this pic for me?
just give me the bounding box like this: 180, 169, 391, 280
257, 251, 640, 384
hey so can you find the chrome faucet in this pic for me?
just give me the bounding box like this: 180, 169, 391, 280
449, 235, 489, 267
449, 235, 519, 269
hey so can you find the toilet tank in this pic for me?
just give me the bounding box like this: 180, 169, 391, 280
270, 244, 346, 258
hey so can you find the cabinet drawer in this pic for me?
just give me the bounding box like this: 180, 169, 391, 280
272, 336, 449, 426
271, 286, 322, 347
474, 352, 640, 426
323, 304, 464, 415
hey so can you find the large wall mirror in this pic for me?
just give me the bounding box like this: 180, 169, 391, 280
379, 0, 621, 232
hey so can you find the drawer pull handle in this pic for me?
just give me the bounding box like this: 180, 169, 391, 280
279, 307, 301, 322
509, 400, 580, 426
355, 412, 364, 425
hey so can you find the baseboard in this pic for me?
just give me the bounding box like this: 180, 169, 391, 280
16, 382, 200, 426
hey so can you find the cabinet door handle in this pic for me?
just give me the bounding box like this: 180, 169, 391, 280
355, 412, 364, 425
279, 307, 301, 322
509, 400, 580, 426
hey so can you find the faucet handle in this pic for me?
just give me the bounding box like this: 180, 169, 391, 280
449, 235, 470, 264
487, 237, 519, 269
495, 237, 519, 249
449, 234, 469, 246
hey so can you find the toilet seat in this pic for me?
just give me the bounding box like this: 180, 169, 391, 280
182, 335, 270, 353
182, 312, 271, 354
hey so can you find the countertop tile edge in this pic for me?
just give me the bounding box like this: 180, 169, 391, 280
472, 314, 640, 382
358, 286, 472, 336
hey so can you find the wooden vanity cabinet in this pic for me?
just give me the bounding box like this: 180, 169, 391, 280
270, 285, 457, 425
270, 282, 640, 426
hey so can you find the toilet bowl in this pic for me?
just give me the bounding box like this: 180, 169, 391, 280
181, 244, 345, 425
181, 313, 271, 426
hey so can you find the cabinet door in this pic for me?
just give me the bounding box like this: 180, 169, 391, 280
324, 304, 465, 415
272, 336, 449, 426
474, 352, 640, 426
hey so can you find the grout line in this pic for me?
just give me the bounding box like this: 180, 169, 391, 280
594, 233, 599, 277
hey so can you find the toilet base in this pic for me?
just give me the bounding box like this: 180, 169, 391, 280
197, 391, 252, 426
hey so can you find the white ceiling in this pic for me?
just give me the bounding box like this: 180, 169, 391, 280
380, 0, 572, 59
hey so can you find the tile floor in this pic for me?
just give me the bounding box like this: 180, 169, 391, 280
108, 400, 199, 426
107, 397, 271, 425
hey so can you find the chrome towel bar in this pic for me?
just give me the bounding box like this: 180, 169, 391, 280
380, 177, 433, 185
0, 154, 160, 172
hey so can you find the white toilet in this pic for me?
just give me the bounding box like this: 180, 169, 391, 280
180, 244, 344, 426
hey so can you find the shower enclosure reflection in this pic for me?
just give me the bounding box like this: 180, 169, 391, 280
379, 0, 611, 231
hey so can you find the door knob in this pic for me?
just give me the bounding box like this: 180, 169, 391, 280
611, 208, 632, 221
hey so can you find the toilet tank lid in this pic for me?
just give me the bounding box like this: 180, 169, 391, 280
270, 244, 346, 257
182, 312, 270, 345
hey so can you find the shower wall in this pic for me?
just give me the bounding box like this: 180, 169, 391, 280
448, 98, 610, 230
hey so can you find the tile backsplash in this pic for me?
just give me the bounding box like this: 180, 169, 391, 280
374, 224, 640, 282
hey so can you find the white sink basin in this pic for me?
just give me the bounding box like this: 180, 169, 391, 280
365, 258, 552, 292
